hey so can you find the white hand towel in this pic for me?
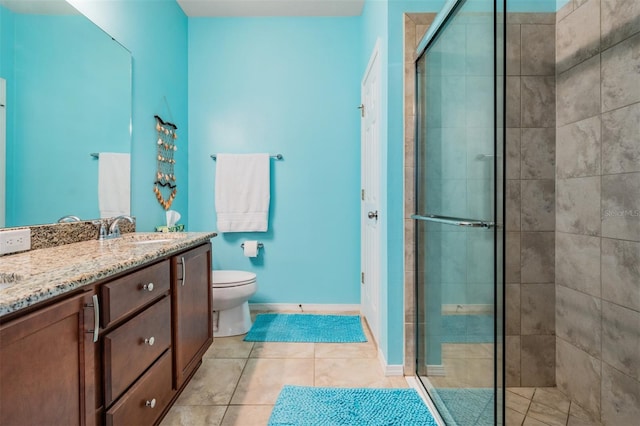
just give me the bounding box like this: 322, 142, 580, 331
215, 153, 270, 232
98, 152, 131, 218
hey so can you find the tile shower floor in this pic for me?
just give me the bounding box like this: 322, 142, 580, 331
506, 387, 602, 426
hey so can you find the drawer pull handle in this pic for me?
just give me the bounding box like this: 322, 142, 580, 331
179, 256, 187, 286
85, 294, 100, 343
145, 398, 157, 409
144, 336, 155, 346
142, 282, 154, 292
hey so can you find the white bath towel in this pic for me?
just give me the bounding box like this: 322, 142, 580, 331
98, 152, 131, 218
215, 153, 270, 232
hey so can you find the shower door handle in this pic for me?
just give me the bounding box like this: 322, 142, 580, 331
411, 214, 494, 228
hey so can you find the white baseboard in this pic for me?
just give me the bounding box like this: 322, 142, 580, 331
426, 364, 446, 376
442, 304, 493, 315
376, 347, 404, 376
249, 303, 361, 313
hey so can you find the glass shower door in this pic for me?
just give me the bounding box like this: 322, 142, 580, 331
414, 0, 505, 424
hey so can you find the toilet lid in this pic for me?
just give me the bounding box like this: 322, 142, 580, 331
212, 270, 256, 288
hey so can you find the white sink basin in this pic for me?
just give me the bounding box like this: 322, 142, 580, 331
128, 239, 174, 245
120, 233, 187, 245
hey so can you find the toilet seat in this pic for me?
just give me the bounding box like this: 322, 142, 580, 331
212, 270, 257, 288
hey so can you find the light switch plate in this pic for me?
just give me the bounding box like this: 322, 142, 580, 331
0, 228, 31, 255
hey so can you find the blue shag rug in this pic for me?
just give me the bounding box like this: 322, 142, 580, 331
244, 313, 367, 343
269, 386, 438, 426
429, 388, 494, 426
440, 315, 494, 343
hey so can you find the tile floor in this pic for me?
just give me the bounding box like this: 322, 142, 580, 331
160, 313, 600, 426
160, 315, 408, 425
506, 387, 602, 426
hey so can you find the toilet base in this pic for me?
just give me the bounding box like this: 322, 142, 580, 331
213, 301, 252, 337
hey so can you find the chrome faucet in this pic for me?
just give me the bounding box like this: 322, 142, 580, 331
58, 215, 81, 223
107, 215, 135, 239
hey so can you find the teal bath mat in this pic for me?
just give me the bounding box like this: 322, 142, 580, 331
441, 315, 494, 343
243, 313, 367, 343
269, 386, 438, 426
429, 388, 494, 426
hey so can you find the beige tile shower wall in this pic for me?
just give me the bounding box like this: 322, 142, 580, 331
505, 12, 557, 388
555, 0, 640, 423
403, 13, 436, 375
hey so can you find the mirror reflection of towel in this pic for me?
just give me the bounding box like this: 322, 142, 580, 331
215, 153, 270, 232
98, 152, 130, 218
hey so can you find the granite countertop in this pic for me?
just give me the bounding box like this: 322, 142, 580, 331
0, 232, 216, 318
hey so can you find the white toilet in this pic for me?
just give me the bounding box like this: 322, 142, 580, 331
211, 270, 257, 337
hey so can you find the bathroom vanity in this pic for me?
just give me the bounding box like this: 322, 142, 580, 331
0, 232, 216, 425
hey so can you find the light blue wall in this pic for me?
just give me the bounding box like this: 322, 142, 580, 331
68, 0, 189, 232
0, 5, 15, 216
4, 14, 130, 226
187, 17, 362, 305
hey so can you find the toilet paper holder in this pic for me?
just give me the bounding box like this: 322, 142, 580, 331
240, 242, 263, 249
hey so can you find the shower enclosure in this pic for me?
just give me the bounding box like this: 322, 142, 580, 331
413, 0, 505, 424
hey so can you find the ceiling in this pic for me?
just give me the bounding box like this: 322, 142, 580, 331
176, 0, 365, 17
0, 0, 78, 14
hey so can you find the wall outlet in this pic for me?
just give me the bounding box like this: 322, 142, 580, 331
0, 228, 31, 255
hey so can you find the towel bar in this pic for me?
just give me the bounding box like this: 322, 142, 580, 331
211, 154, 283, 160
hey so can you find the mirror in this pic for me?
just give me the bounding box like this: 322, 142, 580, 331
0, 0, 131, 228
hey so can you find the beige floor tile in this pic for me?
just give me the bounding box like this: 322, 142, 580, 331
522, 416, 549, 426
175, 358, 247, 406
567, 415, 603, 426
509, 387, 536, 399
507, 390, 532, 415
385, 375, 411, 388
427, 375, 468, 388
569, 401, 601, 424
231, 358, 314, 405
315, 342, 378, 359
314, 358, 396, 388
206, 335, 254, 359
160, 405, 227, 426
506, 407, 526, 426
442, 343, 493, 359
527, 401, 569, 426
221, 405, 274, 426
440, 358, 494, 387
533, 387, 571, 414
249, 342, 314, 358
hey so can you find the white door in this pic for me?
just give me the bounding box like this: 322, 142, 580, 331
361, 40, 381, 344
0, 78, 6, 228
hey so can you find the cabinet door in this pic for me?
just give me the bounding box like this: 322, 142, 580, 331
172, 243, 212, 388
0, 291, 97, 426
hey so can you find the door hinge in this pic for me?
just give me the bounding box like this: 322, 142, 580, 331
361, 272, 364, 284
361, 189, 365, 201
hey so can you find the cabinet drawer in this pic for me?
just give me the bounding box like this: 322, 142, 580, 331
102, 260, 170, 327
104, 297, 171, 405
105, 349, 174, 426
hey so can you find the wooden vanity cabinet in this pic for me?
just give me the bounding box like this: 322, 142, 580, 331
172, 243, 213, 388
0, 241, 213, 426
0, 290, 98, 426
